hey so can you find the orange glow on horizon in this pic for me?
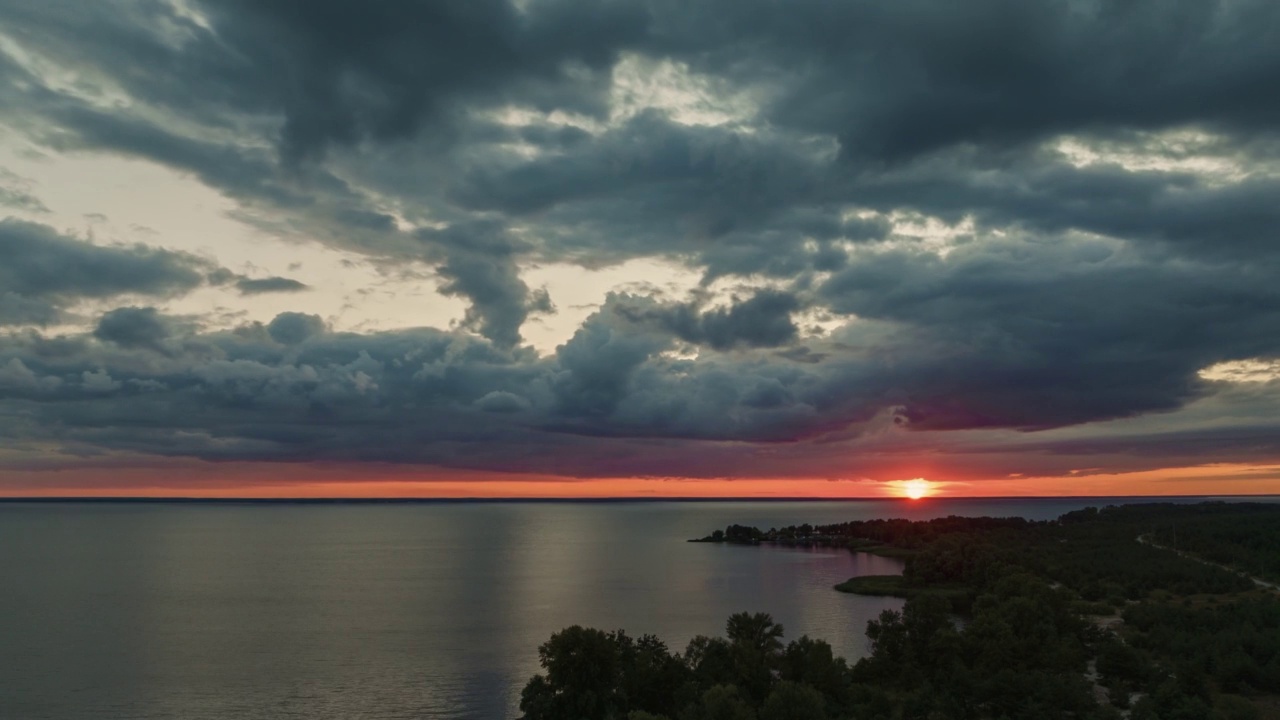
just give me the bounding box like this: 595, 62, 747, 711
902, 478, 932, 500
0, 461, 1276, 499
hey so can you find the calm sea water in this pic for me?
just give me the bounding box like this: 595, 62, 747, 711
0, 497, 1249, 719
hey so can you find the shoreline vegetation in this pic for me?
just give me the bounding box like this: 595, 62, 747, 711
689, 529, 919, 560
524, 502, 1280, 720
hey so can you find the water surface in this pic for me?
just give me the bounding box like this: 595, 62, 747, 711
0, 497, 1231, 719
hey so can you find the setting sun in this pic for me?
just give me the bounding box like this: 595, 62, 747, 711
903, 478, 932, 500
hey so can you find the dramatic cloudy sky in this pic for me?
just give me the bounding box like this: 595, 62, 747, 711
1, 0, 1278, 497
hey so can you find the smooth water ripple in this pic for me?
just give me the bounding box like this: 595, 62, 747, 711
0, 497, 1216, 719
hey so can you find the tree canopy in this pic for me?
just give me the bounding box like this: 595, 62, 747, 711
523, 502, 1279, 719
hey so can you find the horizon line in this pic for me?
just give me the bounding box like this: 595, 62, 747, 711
2, 493, 1278, 504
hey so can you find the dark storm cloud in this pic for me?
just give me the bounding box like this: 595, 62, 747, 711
213, 0, 646, 162
0, 302, 1277, 479
235, 277, 310, 295
0, 292, 60, 327
417, 222, 550, 348
1, 0, 1279, 481
450, 111, 854, 279
266, 312, 327, 345
819, 235, 1280, 430
5, 0, 1273, 290
93, 307, 174, 353
453, 112, 825, 227
0, 219, 220, 325
614, 289, 802, 351
835, 145, 1280, 262
23, 0, 1263, 167
648, 0, 1280, 161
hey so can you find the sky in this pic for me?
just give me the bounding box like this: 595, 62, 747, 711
0, 0, 1278, 499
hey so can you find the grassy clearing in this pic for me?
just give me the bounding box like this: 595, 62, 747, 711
834, 574, 968, 601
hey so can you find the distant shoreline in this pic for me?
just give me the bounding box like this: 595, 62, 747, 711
2, 495, 1278, 505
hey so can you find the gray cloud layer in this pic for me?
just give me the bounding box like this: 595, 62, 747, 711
0, 219, 215, 325
1, 0, 1278, 482
235, 277, 310, 295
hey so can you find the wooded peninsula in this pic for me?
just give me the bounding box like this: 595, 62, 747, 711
521, 502, 1280, 720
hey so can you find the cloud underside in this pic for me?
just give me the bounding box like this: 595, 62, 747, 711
1, 0, 1279, 482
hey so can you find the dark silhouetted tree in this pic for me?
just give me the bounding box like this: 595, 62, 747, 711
726, 613, 785, 703
759, 680, 826, 720
686, 684, 756, 720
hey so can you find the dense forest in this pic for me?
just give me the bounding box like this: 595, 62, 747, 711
521, 502, 1280, 720
1142, 505, 1280, 584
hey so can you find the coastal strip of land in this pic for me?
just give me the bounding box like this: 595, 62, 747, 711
689, 502, 1280, 718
